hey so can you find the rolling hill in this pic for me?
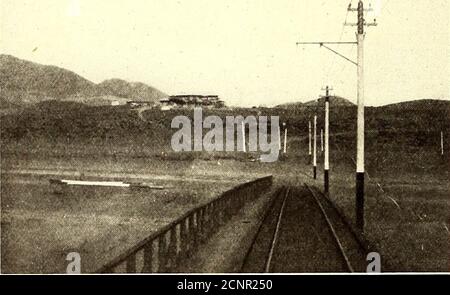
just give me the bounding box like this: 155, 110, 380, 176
304, 96, 354, 107
97, 79, 166, 102
276, 96, 355, 109
0, 54, 167, 109
379, 99, 450, 111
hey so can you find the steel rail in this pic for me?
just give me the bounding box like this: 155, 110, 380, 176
239, 187, 285, 271
309, 185, 395, 272
304, 184, 354, 272
264, 187, 290, 272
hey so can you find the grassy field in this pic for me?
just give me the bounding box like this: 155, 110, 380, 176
1, 156, 262, 273
1, 100, 449, 272
313, 150, 449, 272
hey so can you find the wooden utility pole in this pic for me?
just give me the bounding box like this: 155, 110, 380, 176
278, 124, 282, 151
355, 0, 366, 232
321, 129, 324, 152
313, 115, 317, 179
241, 121, 246, 152
283, 122, 288, 154
322, 86, 332, 194
346, 0, 377, 232
308, 120, 312, 162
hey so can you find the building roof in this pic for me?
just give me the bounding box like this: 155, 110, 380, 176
169, 95, 219, 98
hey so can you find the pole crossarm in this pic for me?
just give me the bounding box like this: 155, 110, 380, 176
296, 42, 356, 45
348, 2, 373, 12
344, 22, 378, 27
321, 86, 333, 92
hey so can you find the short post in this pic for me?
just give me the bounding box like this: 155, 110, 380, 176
142, 242, 154, 273
308, 120, 312, 163
157, 236, 167, 273
283, 122, 287, 154
321, 128, 324, 152
189, 214, 197, 246
197, 208, 204, 237
167, 227, 178, 270
241, 121, 246, 152
126, 255, 136, 273
278, 124, 282, 151
181, 218, 190, 253
441, 131, 444, 156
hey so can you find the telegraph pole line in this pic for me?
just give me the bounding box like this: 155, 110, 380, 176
297, 0, 377, 232
322, 86, 333, 194
346, 0, 377, 232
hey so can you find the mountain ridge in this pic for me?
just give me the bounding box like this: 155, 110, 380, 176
0, 54, 167, 108
1, 54, 448, 111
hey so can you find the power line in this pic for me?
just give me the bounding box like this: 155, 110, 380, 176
324, 0, 354, 85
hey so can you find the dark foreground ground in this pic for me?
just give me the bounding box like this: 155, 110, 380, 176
1, 101, 449, 273
2, 147, 448, 273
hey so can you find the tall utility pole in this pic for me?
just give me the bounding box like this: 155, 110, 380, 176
346, 0, 377, 232
349, 0, 375, 232
355, 0, 366, 232
313, 115, 317, 179
322, 86, 332, 194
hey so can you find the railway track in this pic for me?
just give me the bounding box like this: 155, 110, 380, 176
241, 185, 369, 273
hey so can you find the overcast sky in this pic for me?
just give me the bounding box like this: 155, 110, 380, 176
1, 0, 448, 106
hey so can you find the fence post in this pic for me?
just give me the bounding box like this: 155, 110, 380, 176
126, 254, 136, 273
190, 212, 198, 247
210, 202, 217, 231
181, 217, 190, 254
199, 208, 205, 235
197, 208, 205, 242
157, 235, 167, 273
142, 242, 153, 273
166, 227, 178, 270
